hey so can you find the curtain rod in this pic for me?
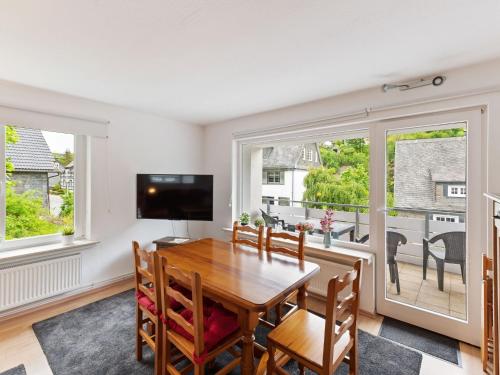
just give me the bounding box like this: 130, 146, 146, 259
0, 103, 110, 125
233, 84, 500, 140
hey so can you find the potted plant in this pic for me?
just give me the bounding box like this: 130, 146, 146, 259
61, 226, 75, 245
239, 212, 250, 226
320, 209, 334, 248
254, 217, 265, 227
295, 222, 315, 241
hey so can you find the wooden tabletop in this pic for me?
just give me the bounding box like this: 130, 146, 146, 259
158, 238, 320, 311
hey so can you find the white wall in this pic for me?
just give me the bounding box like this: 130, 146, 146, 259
261, 171, 293, 201
0, 80, 204, 287
203, 58, 500, 240
203, 58, 500, 314
261, 170, 308, 203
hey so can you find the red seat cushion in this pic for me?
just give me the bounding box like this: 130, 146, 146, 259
135, 289, 158, 315
168, 303, 240, 353
136, 283, 195, 316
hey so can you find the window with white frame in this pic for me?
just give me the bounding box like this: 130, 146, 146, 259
433, 214, 460, 223
307, 149, 313, 161
239, 132, 370, 248
263, 170, 284, 185
1, 123, 90, 249
448, 184, 466, 197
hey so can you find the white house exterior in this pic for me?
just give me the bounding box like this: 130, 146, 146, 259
261, 143, 321, 205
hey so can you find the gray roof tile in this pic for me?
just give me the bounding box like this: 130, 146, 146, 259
6, 127, 55, 172
394, 137, 466, 211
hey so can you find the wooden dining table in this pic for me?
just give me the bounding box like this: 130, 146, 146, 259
158, 237, 320, 375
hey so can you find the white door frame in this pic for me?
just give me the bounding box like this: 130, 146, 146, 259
372, 108, 485, 346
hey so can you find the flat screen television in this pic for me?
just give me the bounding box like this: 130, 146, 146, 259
137, 174, 213, 221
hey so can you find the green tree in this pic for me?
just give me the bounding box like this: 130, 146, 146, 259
303, 138, 370, 212
59, 191, 74, 218
4, 125, 71, 239
5, 126, 18, 176
302, 129, 465, 213
54, 149, 74, 166
5, 183, 60, 239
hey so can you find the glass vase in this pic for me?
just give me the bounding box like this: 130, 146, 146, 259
323, 231, 331, 248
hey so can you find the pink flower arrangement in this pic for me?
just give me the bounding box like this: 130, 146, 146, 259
295, 222, 315, 233
320, 209, 334, 233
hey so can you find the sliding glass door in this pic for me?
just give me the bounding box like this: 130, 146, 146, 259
373, 109, 484, 345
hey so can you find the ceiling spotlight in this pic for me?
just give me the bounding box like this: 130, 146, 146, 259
382, 75, 446, 92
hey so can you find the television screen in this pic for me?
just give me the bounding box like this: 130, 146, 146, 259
137, 174, 213, 221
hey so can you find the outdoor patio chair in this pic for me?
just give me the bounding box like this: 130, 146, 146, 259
387, 231, 407, 295
356, 234, 370, 244
260, 209, 285, 228
423, 231, 466, 292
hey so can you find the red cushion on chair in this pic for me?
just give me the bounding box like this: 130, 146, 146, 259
135, 289, 157, 315
169, 283, 192, 310
168, 303, 240, 352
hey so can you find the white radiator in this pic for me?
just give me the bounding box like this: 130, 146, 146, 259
306, 256, 353, 299
0, 254, 82, 311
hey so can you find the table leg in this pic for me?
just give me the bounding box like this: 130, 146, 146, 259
241, 310, 259, 375
297, 284, 308, 310
350, 229, 355, 242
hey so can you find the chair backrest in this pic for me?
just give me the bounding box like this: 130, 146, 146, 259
159, 256, 205, 357
323, 259, 362, 371
260, 209, 278, 227
430, 231, 466, 262
265, 227, 305, 260
232, 221, 264, 250
132, 241, 162, 311
386, 231, 407, 263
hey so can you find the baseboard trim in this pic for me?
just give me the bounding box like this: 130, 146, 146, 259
0, 272, 134, 322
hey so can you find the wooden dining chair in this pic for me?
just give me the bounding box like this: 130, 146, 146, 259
266, 259, 363, 375
159, 256, 243, 375
133, 241, 163, 375
263, 227, 305, 327
232, 221, 264, 250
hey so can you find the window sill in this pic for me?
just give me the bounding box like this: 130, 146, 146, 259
0, 240, 99, 266
221, 227, 373, 265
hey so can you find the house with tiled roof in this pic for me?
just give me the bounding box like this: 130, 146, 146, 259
261, 143, 321, 205
394, 137, 466, 223
6, 127, 56, 207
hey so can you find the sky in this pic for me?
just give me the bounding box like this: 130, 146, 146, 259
42, 130, 74, 153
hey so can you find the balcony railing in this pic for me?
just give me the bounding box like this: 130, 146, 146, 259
260, 197, 465, 273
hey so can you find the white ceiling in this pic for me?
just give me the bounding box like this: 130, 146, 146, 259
2, 1, 500, 125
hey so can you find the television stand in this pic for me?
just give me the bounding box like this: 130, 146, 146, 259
153, 236, 192, 250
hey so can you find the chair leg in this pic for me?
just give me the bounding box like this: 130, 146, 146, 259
460, 262, 466, 284
423, 252, 429, 280
154, 321, 163, 375
388, 263, 395, 284
136, 305, 143, 361
348, 345, 358, 375
267, 344, 276, 375
162, 326, 169, 375
274, 303, 282, 326
194, 364, 205, 375
436, 260, 445, 291
394, 262, 401, 295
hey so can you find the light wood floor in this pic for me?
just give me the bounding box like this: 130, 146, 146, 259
0, 279, 482, 375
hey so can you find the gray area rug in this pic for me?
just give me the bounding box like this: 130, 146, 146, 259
0, 365, 26, 375
379, 316, 459, 365
33, 289, 422, 375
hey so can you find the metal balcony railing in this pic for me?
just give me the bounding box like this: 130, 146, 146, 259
261, 197, 466, 241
